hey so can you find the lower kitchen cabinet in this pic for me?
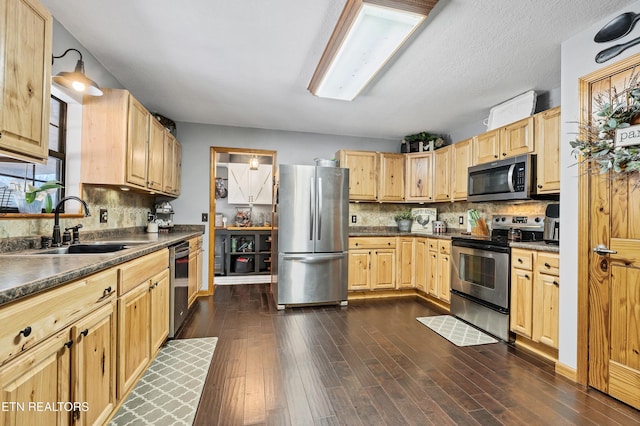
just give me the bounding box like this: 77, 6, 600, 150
150, 269, 170, 355
348, 237, 396, 290
510, 248, 559, 351
426, 239, 451, 303
118, 283, 150, 399
414, 238, 428, 292
71, 301, 117, 426
397, 237, 415, 289
188, 236, 203, 306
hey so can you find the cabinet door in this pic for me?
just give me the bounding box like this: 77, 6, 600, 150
397, 237, 414, 289
438, 253, 451, 302
405, 152, 433, 201
251, 164, 273, 205
501, 116, 534, 158
474, 129, 500, 164
0, 330, 71, 426
427, 250, 438, 297
510, 267, 533, 338
163, 133, 176, 194
533, 272, 559, 349
0, 0, 52, 163
414, 238, 427, 292
348, 250, 370, 290
117, 283, 150, 399
339, 150, 377, 200
371, 249, 396, 290
126, 96, 150, 187
148, 118, 165, 191
378, 153, 404, 201
173, 140, 182, 195
535, 107, 561, 194
150, 269, 170, 353
188, 252, 198, 307
433, 146, 451, 202
72, 302, 116, 426
451, 138, 473, 201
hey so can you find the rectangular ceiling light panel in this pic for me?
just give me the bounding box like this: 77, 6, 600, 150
311, 3, 425, 101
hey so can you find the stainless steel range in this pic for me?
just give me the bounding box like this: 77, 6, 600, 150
450, 215, 544, 341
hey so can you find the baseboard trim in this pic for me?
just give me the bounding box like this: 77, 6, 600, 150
555, 361, 578, 382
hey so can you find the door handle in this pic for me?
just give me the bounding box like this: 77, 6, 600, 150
593, 244, 617, 255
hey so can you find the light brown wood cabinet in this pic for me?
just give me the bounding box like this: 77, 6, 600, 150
433, 146, 452, 202
405, 152, 434, 202
451, 138, 474, 201
0, 268, 117, 426
149, 269, 170, 355
426, 239, 451, 303
414, 238, 428, 292
378, 153, 405, 201
348, 237, 396, 290
534, 107, 561, 194
474, 116, 534, 164
336, 150, 377, 200
397, 237, 415, 289
510, 248, 559, 350
0, 0, 52, 163
82, 88, 181, 196
188, 236, 203, 307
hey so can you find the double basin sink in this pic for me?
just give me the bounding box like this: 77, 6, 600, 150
23, 241, 148, 255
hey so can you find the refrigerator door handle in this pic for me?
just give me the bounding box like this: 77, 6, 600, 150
309, 177, 315, 241
282, 253, 345, 263
317, 177, 322, 240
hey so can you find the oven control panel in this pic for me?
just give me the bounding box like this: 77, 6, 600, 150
492, 215, 544, 231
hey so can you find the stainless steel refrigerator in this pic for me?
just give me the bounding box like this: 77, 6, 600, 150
272, 164, 349, 310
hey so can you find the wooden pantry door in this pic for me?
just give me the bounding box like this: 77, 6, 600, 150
579, 54, 640, 410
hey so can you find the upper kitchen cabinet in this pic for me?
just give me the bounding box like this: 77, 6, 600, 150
405, 152, 433, 202
0, 0, 52, 163
451, 138, 474, 201
162, 132, 181, 195
378, 153, 404, 201
433, 146, 451, 202
474, 116, 534, 164
227, 163, 272, 205
337, 150, 377, 201
534, 107, 561, 194
82, 89, 181, 196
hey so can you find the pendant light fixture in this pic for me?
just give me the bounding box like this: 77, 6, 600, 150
308, 0, 438, 101
249, 155, 260, 170
52, 48, 103, 96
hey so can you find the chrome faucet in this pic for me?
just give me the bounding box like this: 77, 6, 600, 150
52, 196, 91, 247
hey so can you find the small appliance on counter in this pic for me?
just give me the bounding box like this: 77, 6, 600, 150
432, 221, 446, 234
154, 201, 174, 230
544, 203, 560, 245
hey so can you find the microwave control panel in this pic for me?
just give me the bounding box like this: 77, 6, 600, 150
514, 163, 526, 191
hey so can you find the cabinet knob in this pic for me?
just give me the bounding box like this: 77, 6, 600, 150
544, 262, 551, 268
81, 329, 89, 337
0, 132, 3, 139
517, 258, 523, 263
537, 184, 543, 189
19, 326, 32, 337
65, 340, 73, 349
525, 274, 530, 279
494, 155, 498, 158
104, 286, 112, 296
502, 153, 507, 156
553, 280, 559, 286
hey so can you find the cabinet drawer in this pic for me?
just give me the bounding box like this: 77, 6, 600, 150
438, 240, 451, 254
428, 239, 438, 251
536, 252, 559, 276
512, 249, 533, 270
349, 237, 396, 249
0, 269, 116, 366
118, 249, 169, 295
189, 236, 203, 251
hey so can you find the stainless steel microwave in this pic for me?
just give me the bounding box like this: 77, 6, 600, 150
467, 154, 535, 202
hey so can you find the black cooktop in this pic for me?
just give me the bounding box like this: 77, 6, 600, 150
453, 215, 545, 248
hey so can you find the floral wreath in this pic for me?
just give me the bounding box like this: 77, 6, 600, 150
570, 70, 640, 176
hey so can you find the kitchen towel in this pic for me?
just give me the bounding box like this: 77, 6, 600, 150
109, 337, 217, 425
416, 316, 498, 347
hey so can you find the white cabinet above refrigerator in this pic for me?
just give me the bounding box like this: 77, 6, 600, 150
227, 163, 273, 205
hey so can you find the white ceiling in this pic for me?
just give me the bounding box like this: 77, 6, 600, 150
42, 0, 636, 141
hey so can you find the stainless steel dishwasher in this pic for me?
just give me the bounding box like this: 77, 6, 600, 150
169, 241, 190, 338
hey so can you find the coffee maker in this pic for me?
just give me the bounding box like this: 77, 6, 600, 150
543, 204, 560, 245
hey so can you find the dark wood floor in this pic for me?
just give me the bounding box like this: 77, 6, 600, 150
177, 284, 640, 426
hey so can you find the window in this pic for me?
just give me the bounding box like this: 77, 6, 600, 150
0, 96, 67, 213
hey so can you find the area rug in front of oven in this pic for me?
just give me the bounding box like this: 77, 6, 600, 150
417, 315, 498, 347
109, 337, 217, 426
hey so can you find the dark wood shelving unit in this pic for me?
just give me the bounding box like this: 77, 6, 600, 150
217, 229, 272, 276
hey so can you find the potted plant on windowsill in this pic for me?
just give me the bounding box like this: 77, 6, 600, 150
12, 180, 63, 214
394, 210, 414, 232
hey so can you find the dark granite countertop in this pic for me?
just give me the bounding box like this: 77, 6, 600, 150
0, 227, 204, 306
510, 241, 560, 253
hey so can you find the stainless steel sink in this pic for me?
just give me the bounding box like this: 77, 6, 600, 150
28, 242, 147, 255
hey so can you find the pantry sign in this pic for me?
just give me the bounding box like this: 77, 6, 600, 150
615, 123, 640, 147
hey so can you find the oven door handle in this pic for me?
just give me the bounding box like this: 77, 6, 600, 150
452, 239, 510, 253
507, 164, 516, 193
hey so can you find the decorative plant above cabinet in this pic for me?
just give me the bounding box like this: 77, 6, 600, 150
401, 132, 445, 153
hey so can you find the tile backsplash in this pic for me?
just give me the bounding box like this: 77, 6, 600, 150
349, 200, 557, 231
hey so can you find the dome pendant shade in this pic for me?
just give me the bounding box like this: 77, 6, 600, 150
52, 49, 103, 96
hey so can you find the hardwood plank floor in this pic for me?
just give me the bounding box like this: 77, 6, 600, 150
177, 284, 640, 425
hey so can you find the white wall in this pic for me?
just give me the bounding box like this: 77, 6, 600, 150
559, 1, 640, 369
170, 123, 397, 290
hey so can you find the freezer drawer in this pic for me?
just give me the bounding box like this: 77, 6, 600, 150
275, 252, 347, 308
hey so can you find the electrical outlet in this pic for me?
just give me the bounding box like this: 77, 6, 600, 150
351, 215, 357, 223
458, 216, 464, 225
202, 213, 208, 222
100, 209, 108, 223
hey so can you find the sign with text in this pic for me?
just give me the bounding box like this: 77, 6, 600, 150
615, 124, 640, 147
411, 208, 437, 234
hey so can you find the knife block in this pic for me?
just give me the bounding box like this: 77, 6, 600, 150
472, 218, 489, 236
